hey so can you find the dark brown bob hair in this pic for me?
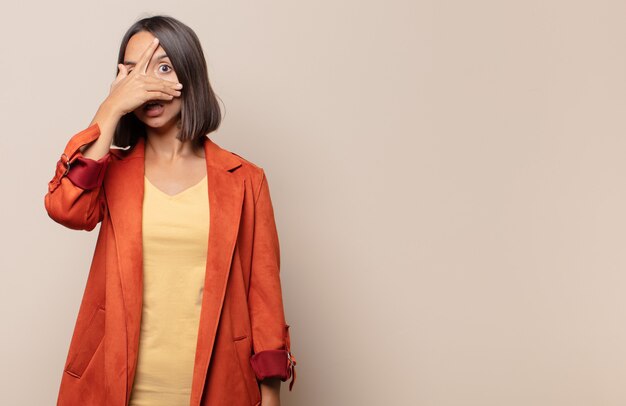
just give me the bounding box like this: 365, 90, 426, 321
113, 15, 222, 150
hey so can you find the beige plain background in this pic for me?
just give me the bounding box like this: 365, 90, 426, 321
2, 1, 626, 405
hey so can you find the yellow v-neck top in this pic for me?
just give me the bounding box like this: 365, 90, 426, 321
128, 173, 209, 406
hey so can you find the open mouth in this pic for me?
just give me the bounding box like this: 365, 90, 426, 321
143, 101, 165, 117
144, 101, 163, 110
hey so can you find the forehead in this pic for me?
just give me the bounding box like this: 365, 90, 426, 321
124, 31, 169, 62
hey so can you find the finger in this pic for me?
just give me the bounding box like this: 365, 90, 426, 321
116, 64, 128, 80
143, 75, 183, 89
136, 37, 160, 75
146, 91, 176, 102
111, 64, 127, 89
143, 80, 182, 97
114, 64, 127, 85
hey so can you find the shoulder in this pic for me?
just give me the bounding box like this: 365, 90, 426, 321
231, 151, 263, 174
210, 141, 268, 195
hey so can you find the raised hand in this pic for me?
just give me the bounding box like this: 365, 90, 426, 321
105, 37, 183, 116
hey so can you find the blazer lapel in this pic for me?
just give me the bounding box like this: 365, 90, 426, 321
105, 136, 244, 406
190, 139, 244, 406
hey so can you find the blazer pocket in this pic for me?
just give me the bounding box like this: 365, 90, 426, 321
233, 335, 261, 405
65, 306, 105, 378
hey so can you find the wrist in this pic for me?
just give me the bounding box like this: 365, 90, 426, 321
260, 379, 280, 402
98, 100, 123, 121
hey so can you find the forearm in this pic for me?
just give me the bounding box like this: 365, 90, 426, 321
80, 102, 122, 160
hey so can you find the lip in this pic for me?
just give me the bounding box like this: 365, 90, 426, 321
143, 102, 165, 117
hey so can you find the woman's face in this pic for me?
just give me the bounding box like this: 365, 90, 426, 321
124, 31, 182, 129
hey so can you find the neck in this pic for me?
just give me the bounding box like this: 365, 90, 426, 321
144, 120, 200, 161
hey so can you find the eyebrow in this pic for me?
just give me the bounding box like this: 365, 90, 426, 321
123, 54, 170, 65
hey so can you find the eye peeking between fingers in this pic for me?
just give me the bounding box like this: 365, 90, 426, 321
158, 64, 173, 73
125, 64, 171, 75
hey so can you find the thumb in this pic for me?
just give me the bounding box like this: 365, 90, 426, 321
110, 64, 127, 92
119, 63, 128, 75
116, 64, 128, 80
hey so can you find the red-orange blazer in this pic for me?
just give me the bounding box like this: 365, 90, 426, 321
44, 123, 296, 406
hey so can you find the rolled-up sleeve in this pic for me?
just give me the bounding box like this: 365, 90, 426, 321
44, 123, 111, 231
66, 152, 110, 190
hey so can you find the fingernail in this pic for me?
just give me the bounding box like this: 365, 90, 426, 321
175, 83, 183, 88
153, 37, 158, 44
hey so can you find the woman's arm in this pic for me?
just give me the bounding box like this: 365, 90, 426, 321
44, 102, 121, 231
248, 169, 297, 395
260, 378, 281, 406
45, 38, 181, 231
80, 100, 122, 158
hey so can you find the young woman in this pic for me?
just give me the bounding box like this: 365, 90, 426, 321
45, 15, 296, 406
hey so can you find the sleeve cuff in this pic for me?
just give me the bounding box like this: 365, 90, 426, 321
66, 152, 111, 190
250, 349, 289, 381
249, 349, 297, 390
